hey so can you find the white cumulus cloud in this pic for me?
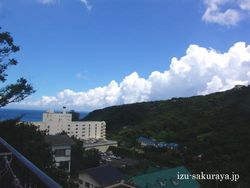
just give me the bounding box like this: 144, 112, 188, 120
20, 41, 250, 111
202, 0, 250, 26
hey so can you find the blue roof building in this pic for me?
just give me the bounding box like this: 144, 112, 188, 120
137, 137, 178, 150
137, 136, 158, 147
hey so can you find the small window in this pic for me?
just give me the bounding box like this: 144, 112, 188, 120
85, 182, 90, 188
65, 149, 71, 156
54, 149, 65, 157
79, 180, 83, 184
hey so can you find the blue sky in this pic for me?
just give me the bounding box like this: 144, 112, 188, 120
1, 0, 250, 111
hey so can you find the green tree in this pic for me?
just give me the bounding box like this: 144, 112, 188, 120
0, 29, 71, 187
0, 120, 70, 187
69, 110, 80, 121
82, 149, 100, 169
71, 138, 100, 177
0, 29, 34, 107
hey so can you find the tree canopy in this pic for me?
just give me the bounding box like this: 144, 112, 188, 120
85, 86, 250, 187
0, 29, 34, 107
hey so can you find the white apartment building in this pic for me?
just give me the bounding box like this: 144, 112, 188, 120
33, 109, 106, 140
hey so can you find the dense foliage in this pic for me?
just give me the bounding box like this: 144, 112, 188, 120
85, 86, 250, 188
0, 120, 70, 186
70, 138, 100, 177
0, 29, 34, 107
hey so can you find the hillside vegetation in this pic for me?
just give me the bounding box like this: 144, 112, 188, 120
84, 85, 250, 187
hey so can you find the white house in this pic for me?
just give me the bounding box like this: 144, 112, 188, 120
32, 109, 106, 140
45, 135, 74, 172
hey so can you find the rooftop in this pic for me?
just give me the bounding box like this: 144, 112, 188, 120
83, 139, 117, 147
82, 165, 125, 187
44, 135, 74, 146
131, 166, 200, 188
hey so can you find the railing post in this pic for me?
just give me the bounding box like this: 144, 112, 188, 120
0, 137, 62, 188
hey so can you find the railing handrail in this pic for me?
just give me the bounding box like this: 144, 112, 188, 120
0, 137, 62, 188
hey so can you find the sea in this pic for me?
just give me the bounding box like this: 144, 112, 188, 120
0, 109, 88, 122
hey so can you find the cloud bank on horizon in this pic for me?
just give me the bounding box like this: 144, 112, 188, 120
21, 42, 250, 110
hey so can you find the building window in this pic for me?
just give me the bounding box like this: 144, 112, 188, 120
54, 149, 65, 157
76, 131, 78, 134
79, 180, 83, 185
85, 182, 90, 188
76, 124, 78, 127
65, 149, 71, 156
68, 128, 70, 130
68, 124, 70, 127
76, 128, 78, 130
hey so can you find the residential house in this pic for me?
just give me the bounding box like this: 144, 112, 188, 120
45, 134, 74, 172
78, 165, 131, 188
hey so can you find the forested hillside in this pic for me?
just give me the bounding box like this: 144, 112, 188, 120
84, 85, 250, 187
